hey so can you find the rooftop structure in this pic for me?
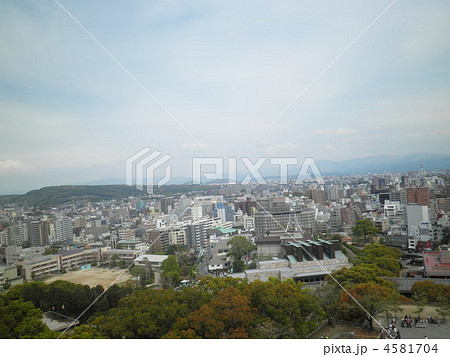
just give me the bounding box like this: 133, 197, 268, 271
423, 250, 450, 278
41, 311, 79, 332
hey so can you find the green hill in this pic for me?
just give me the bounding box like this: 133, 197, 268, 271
0, 185, 143, 207
0, 184, 220, 208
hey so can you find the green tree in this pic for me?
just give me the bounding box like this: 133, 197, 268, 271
91, 289, 189, 338
351, 219, 379, 243
0, 296, 55, 338
5, 281, 50, 310
162, 271, 181, 289
314, 282, 341, 326
413, 293, 427, 318
436, 296, 450, 321
232, 259, 245, 273
384, 292, 405, 326
329, 264, 396, 287
110, 254, 119, 267
161, 255, 181, 276
64, 325, 107, 339
227, 236, 256, 262
177, 252, 197, 279
103, 285, 132, 309
354, 244, 402, 276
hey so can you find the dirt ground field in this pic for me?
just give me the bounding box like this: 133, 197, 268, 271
45, 267, 132, 288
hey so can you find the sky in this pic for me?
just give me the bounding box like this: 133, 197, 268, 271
1, 0, 449, 194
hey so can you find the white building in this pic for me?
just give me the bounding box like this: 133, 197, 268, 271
243, 215, 255, 230
384, 201, 401, 218
55, 217, 73, 242
134, 254, 169, 269
406, 204, 433, 249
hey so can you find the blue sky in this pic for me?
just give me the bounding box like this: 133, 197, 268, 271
1, 0, 449, 193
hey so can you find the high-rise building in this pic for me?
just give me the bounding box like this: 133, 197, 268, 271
330, 207, 342, 232
29, 220, 50, 246
406, 204, 433, 248
390, 190, 407, 204
186, 218, 214, 250
160, 197, 175, 214
254, 208, 315, 237
233, 197, 257, 216
328, 186, 340, 201
3, 223, 28, 246
307, 189, 326, 204
406, 187, 430, 207
214, 203, 235, 222
55, 217, 73, 242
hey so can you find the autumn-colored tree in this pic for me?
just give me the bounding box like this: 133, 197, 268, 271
248, 279, 322, 337
338, 282, 400, 330
167, 287, 255, 338
411, 280, 450, 302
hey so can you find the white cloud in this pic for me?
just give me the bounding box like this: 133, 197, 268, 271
0, 160, 33, 175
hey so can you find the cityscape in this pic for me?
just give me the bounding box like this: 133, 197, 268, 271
1, 168, 449, 340
1, 0, 449, 354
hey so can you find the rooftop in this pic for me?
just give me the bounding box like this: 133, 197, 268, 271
423, 251, 450, 277
118, 239, 141, 244
41, 311, 79, 332
135, 254, 169, 263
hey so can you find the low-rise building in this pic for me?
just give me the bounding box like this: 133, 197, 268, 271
58, 248, 103, 270
103, 249, 142, 263
0, 264, 23, 287
19, 255, 60, 280
208, 238, 231, 272
5, 246, 45, 265
241, 239, 350, 283
134, 254, 169, 269
423, 250, 450, 278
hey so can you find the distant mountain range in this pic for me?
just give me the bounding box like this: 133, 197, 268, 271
316, 152, 450, 175
79, 153, 450, 185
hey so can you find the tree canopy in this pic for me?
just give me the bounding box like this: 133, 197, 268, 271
351, 219, 379, 243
